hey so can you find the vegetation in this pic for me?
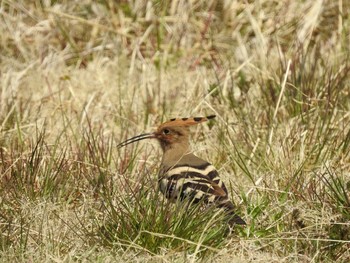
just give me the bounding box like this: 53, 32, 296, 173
0, 0, 349, 262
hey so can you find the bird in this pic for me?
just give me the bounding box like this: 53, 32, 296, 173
117, 115, 246, 225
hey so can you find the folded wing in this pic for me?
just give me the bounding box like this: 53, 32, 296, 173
159, 159, 246, 225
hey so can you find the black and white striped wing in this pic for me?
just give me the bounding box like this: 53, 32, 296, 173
158, 163, 228, 203
158, 162, 247, 225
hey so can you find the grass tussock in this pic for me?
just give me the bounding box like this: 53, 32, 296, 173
1, 0, 350, 262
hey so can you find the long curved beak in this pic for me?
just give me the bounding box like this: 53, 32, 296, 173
117, 133, 156, 148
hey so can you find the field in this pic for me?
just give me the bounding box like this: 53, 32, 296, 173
1, 0, 350, 262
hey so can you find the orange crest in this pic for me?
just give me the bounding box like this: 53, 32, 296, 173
158, 115, 216, 129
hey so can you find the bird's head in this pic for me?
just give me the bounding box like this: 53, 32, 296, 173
117, 115, 216, 152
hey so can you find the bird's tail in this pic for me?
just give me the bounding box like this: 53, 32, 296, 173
227, 212, 246, 226
217, 198, 246, 226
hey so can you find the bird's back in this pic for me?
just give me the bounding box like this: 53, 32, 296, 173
158, 153, 246, 225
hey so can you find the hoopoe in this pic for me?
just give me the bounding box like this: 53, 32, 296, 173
118, 115, 246, 225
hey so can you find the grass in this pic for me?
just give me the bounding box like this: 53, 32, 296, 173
1, 0, 350, 262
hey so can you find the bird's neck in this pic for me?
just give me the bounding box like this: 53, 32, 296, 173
161, 142, 190, 168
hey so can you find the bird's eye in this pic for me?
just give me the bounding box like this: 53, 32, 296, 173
162, 129, 170, 135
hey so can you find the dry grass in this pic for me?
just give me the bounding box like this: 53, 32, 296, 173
1, 0, 350, 262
